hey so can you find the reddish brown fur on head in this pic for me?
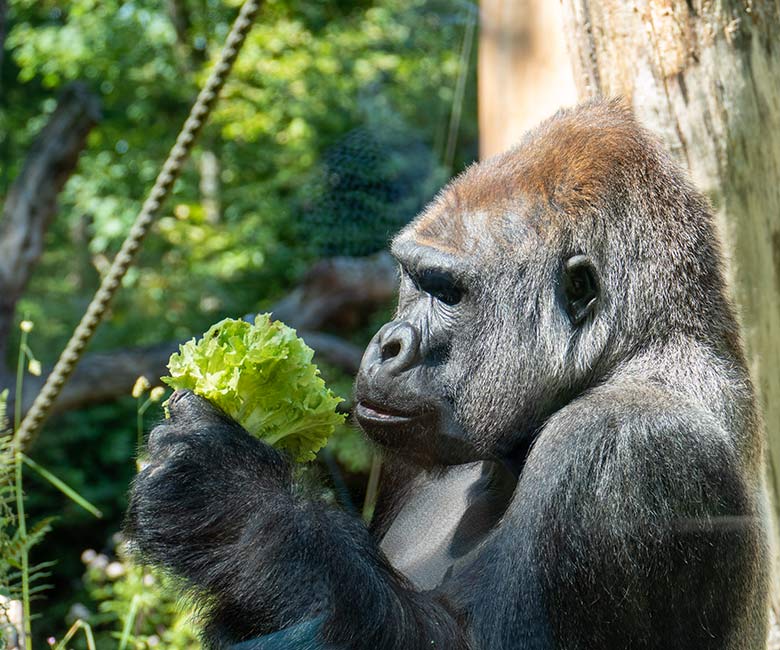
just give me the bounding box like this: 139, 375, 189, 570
406, 99, 656, 255
396, 98, 742, 369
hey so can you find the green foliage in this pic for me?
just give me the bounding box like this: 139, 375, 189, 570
8, 0, 476, 362
1, 0, 477, 644
25, 401, 140, 644
0, 390, 54, 647
326, 423, 373, 475
79, 542, 199, 650
0, 390, 24, 599
164, 315, 346, 461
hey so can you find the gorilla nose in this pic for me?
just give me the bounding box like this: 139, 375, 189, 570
376, 321, 420, 375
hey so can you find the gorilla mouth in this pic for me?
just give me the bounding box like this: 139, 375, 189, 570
355, 401, 420, 425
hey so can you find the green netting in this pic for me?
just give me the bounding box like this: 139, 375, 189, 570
298, 122, 447, 257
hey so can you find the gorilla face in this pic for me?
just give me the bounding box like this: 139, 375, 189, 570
354, 209, 603, 466
354, 238, 474, 465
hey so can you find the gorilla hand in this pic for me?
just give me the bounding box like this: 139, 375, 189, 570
125, 389, 291, 580
125, 390, 468, 648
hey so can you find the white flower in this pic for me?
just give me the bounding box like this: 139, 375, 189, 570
132, 376, 151, 398
105, 562, 125, 579
27, 359, 42, 377
149, 386, 166, 402
90, 554, 109, 571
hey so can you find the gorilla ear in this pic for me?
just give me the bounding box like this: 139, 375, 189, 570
562, 254, 600, 326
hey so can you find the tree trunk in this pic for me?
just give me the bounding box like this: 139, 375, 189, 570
560, 0, 780, 613
271, 252, 398, 332
478, 0, 577, 158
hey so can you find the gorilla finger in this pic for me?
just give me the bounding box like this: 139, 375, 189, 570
168, 389, 229, 424
146, 421, 191, 458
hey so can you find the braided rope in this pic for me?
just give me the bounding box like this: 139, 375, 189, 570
14, 0, 262, 449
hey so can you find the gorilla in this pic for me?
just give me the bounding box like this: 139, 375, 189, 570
126, 100, 770, 650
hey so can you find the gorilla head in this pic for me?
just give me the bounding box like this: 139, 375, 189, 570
355, 99, 736, 466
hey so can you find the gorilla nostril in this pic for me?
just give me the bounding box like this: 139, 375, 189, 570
375, 321, 420, 374
381, 340, 402, 362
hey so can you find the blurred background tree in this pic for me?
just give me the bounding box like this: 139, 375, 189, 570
0, 0, 477, 645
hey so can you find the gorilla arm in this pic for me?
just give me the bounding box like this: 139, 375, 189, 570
124, 391, 468, 649
456, 380, 765, 650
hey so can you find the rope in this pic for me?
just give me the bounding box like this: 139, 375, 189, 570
14, 0, 262, 450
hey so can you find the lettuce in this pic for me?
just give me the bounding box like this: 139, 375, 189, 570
162, 314, 346, 462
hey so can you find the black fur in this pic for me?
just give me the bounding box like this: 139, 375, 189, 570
126, 391, 467, 648
126, 101, 769, 649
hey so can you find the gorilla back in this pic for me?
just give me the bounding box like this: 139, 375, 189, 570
127, 100, 770, 650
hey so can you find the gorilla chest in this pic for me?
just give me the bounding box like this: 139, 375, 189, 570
379, 460, 516, 591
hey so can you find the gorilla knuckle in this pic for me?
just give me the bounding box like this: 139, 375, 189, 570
145, 421, 182, 457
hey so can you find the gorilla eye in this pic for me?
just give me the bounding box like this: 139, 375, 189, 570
563, 254, 600, 325
417, 270, 462, 306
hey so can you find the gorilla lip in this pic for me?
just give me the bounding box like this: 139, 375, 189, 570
356, 401, 418, 424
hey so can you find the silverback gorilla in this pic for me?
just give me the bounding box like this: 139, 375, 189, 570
126, 100, 770, 649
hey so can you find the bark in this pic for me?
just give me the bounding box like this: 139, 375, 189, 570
166, 0, 208, 74
199, 149, 220, 224
478, 0, 577, 158
560, 0, 780, 614
167, 0, 194, 52
283, 331, 363, 375
19, 342, 179, 416
166, 0, 206, 69
0, 82, 100, 362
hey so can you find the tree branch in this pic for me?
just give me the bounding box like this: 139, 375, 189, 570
9, 253, 394, 419
0, 82, 100, 359
271, 252, 397, 331
16, 330, 363, 417
166, 0, 207, 70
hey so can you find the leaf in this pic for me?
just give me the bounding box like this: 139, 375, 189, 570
163, 314, 345, 462
21, 455, 103, 518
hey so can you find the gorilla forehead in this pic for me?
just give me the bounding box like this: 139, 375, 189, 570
402, 99, 654, 257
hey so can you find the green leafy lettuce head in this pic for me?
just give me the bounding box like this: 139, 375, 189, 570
162, 314, 345, 462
